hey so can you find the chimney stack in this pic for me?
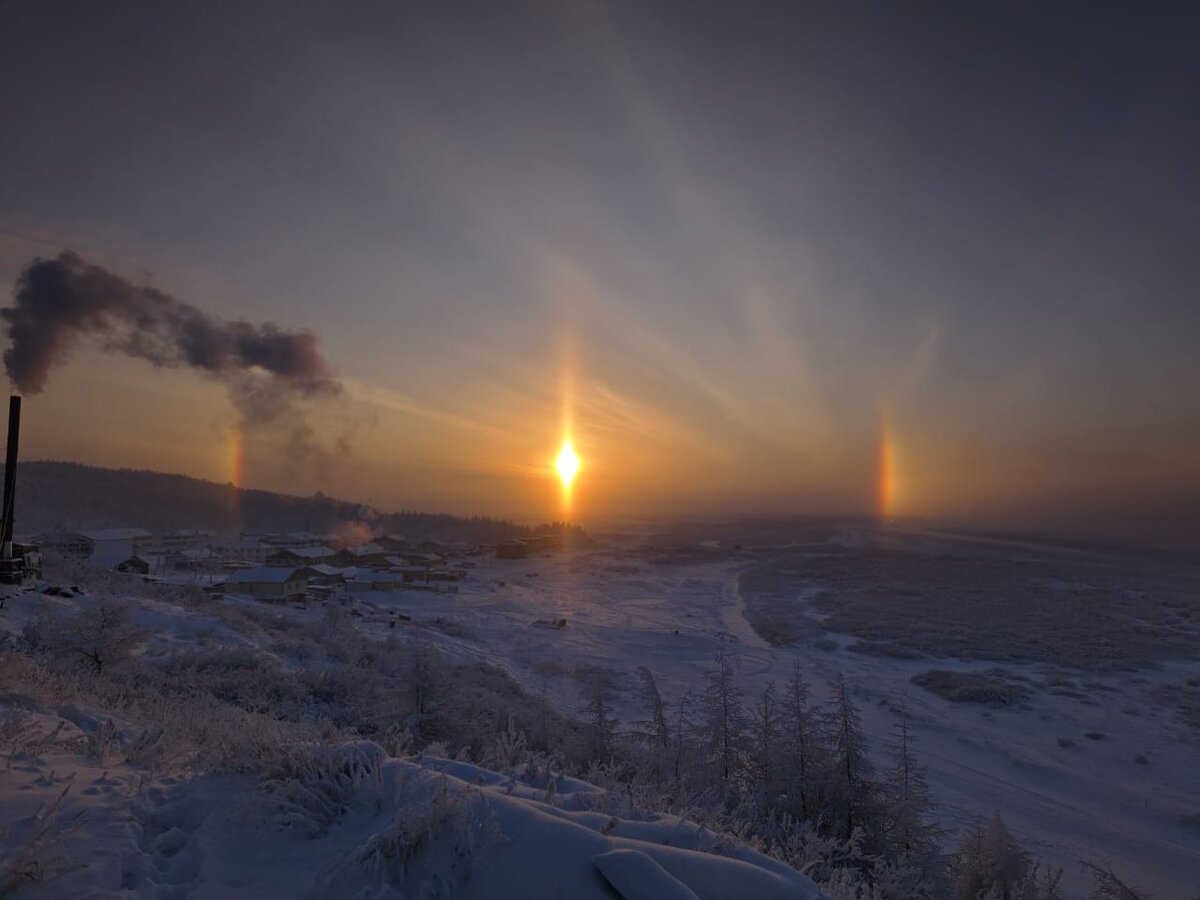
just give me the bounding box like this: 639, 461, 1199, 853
2, 396, 21, 558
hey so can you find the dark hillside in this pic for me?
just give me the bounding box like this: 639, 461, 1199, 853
14, 461, 532, 543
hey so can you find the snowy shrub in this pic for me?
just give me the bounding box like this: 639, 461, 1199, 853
85, 716, 119, 764
0, 710, 82, 769
477, 719, 530, 771
820, 867, 885, 900
191, 706, 300, 774
310, 769, 495, 899
910, 670, 1031, 708
0, 781, 86, 897
156, 647, 306, 718
256, 740, 387, 837
0, 652, 70, 711
23, 602, 139, 676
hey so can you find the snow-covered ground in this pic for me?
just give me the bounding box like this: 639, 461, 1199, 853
2, 523, 1197, 897
343, 529, 1200, 898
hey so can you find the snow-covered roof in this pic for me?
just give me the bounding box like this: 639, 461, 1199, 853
83, 528, 152, 541
269, 545, 334, 559
224, 566, 305, 584
303, 564, 344, 576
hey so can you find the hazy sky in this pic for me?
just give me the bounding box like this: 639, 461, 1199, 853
2, 2, 1198, 545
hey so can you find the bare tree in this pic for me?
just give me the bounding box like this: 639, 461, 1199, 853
27, 602, 137, 676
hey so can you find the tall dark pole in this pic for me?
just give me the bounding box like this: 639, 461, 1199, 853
2, 395, 21, 554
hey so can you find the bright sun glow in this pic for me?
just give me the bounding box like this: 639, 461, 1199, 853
556, 440, 580, 488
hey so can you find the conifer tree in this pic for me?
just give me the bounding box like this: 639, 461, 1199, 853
830, 675, 875, 843
882, 699, 944, 885
748, 681, 783, 825
700, 644, 746, 788
781, 663, 824, 822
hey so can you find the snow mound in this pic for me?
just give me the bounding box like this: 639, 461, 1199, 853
593, 848, 700, 900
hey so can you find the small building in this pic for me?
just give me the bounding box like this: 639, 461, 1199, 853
35, 530, 93, 559
398, 566, 430, 584
375, 534, 409, 552
115, 556, 151, 575
398, 551, 442, 567
526, 533, 564, 553
223, 566, 308, 603
332, 543, 388, 567
166, 547, 216, 570
496, 539, 529, 560
262, 532, 325, 549
356, 572, 403, 591
87, 528, 153, 566
265, 545, 335, 566
160, 529, 216, 551
39, 528, 153, 567
301, 563, 347, 587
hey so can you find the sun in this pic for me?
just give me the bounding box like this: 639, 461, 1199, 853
556, 440, 580, 488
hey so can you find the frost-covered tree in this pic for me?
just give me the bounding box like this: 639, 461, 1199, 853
700, 644, 746, 789
581, 678, 615, 762
1081, 861, 1143, 900
671, 688, 696, 797
747, 681, 783, 824
952, 814, 1032, 900
631, 666, 671, 780
882, 700, 941, 868
781, 663, 825, 822
829, 675, 876, 845
636, 666, 670, 751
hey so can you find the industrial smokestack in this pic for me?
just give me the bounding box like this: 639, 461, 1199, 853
1, 395, 19, 558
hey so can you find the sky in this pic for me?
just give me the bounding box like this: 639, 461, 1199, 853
1, 1, 1198, 546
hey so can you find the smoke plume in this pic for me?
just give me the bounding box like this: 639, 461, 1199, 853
2, 251, 341, 420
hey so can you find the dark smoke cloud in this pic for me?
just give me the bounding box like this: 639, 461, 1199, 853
2, 251, 340, 418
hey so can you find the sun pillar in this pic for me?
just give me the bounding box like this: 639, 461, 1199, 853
877, 413, 897, 521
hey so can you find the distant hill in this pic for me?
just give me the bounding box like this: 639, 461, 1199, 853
13, 461, 537, 543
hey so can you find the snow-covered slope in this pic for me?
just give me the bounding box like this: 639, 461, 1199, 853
0, 722, 823, 899
0, 576, 826, 899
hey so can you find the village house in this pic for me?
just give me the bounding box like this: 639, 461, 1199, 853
223, 566, 308, 603
159, 529, 216, 552
495, 539, 529, 560
37, 528, 153, 567
265, 545, 335, 566
375, 534, 409, 552
332, 543, 389, 567
301, 563, 347, 588
262, 532, 325, 549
